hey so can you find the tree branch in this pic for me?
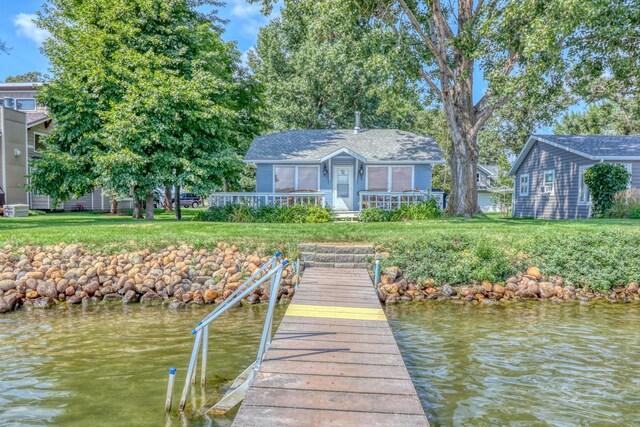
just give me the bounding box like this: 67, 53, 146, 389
397, 0, 454, 77
420, 68, 443, 97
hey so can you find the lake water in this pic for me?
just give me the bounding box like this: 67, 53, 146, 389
1, 302, 639, 426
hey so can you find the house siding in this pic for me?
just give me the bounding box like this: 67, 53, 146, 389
513, 141, 594, 219
254, 158, 435, 211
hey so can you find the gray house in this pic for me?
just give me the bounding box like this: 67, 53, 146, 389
211, 126, 445, 213
509, 135, 640, 219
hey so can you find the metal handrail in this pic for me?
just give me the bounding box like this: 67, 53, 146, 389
193, 251, 281, 333
176, 254, 288, 413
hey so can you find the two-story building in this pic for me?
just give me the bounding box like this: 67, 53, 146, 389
0, 82, 132, 211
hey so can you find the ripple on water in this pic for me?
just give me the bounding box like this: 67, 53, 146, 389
2, 302, 640, 426
385, 301, 640, 426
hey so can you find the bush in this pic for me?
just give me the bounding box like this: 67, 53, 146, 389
361, 200, 441, 222
359, 208, 389, 222
606, 189, 640, 218
193, 203, 333, 223
28, 210, 47, 216
584, 163, 630, 217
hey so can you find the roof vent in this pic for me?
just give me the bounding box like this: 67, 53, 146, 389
354, 111, 361, 134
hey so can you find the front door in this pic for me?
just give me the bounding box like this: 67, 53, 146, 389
333, 166, 353, 210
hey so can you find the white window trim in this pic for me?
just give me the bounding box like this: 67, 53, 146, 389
365, 165, 415, 192
16, 98, 37, 112
578, 165, 591, 205
543, 170, 555, 194
273, 165, 320, 193
519, 174, 530, 197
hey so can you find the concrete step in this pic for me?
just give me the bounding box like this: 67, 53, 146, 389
299, 242, 374, 270
301, 253, 371, 263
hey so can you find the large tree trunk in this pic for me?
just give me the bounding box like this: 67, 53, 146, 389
145, 192, 155, 220
175, 185, 182, 221
164, 186, 173, 211
446, 140, 479, 217
132, 199, 143, 219
110, 196, 118, 214
442, 96, 480, 218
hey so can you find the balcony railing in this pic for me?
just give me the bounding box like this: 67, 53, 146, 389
208, 192, 326, 208
359, 191, 445, 210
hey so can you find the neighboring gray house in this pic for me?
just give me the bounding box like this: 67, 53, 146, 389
211, 124, 446, 212
477, 164, 500, 212
509, 135, 640, 219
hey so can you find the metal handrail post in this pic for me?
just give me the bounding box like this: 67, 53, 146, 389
253, 263, 286, 375
200, 326, 208, 387
193, 262, 285, 335
196, 252, 281, 328
178, 328, 203, 411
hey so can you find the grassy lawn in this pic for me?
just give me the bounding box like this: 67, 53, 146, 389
2, 210, 639, 289
0, 209, 637, 250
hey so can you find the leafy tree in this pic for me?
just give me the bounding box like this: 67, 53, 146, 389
249, 0, 425, 131
5, 72, 46, 83
256, 0, 632, 217
583, 163, 631, 217
555, 100, 640, 135
31, 0, 259, 220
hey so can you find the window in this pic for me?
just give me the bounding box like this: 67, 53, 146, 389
274, 166, 318, 193
578, 166, 590, 204
543, 170, 555, 194
620, 163, 633, 189
519, 174, 529, 196
297, 166, 319, 191
391, 167, 412, 191
16, 98, 36, 111
2, 98, 15, 109
367, 166, 413, 191
367, 167, 389, 191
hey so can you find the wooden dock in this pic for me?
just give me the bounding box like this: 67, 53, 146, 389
232, 267, 429, 426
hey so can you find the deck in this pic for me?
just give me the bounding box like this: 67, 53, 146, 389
232, 267, 429, 426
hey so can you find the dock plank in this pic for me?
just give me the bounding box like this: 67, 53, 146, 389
232, 267, 429, 426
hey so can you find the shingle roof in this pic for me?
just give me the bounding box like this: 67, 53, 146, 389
536, 135, 640, 158
510, 134, 640, 174
244, 129, 444, 163
27, 112, 49, 126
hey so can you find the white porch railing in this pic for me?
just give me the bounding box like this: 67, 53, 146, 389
359, 191, 445, 210
208, 192, 326, 208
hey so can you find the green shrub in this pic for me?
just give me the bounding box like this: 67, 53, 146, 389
194, 203, 333, 223
361, 200, 441, 222
305, 205, 334, 223
584, 163, 631, 217
28, 210, 47, 216
359, 208, 389, 222
606, 189, 640, 218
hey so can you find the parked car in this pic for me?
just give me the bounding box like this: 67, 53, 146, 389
173, 193, 204, 208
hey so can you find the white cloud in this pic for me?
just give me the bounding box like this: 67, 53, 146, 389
230, 0, 262, 18
14, 13, 50, 45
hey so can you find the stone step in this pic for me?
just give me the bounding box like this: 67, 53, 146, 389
304, 261, 371, 269
298, 243, 373, 254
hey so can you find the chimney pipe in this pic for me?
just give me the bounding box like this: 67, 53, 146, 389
354, 111, 361, 134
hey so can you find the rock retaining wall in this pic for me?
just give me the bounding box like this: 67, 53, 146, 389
376, 265, 640, 305
0, 243, 297, 313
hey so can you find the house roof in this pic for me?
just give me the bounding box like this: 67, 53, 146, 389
27, 112, 50, 127
509, 134, 640, 175
478, 164, 498, 176
244, 129, 445, 163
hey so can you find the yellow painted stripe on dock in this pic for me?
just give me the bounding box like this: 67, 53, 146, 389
285, 304, 387, 321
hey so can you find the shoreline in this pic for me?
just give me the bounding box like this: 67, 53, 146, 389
1, 243, 639, 314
